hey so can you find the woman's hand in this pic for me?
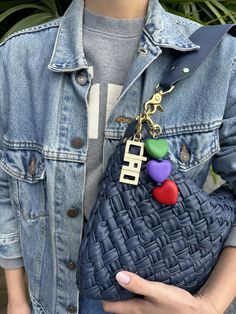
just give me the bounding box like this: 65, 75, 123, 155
102, 271, 218, 314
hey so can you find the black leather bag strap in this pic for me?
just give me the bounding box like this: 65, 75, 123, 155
159, 24, 236, 91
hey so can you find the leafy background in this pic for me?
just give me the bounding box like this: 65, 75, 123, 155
0, 0, 236, 313
0, 0, 236, 42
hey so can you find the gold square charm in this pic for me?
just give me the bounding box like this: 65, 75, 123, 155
119, 140, 147, 185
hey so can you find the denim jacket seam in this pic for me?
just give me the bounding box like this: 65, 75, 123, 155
0, 19, 60, 48
1, 151, 87, 164
43, 153, 87, 162
0, 147, 87, 169
163, 122, 221, 134
232, 55, 236, 72
30, 293, 47, 314
0, 232, 20, 239
2, 140, 87, 159
3, 139, 44, 150
105, 120, 222, 137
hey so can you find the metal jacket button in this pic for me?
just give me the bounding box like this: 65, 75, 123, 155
115, 116, 132, 123
66, 305, 77, 313
75, 73, 88, 85
179, 144, 190, 162
66, 261, 76, 270
71, 137, 84, 149
67, 208, 79, 218
28, 158, 36, 176
138, 46, 148, 54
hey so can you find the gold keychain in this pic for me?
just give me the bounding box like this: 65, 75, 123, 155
119, 84, 175, 185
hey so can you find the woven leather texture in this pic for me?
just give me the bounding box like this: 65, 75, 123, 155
76, 138, 235, 301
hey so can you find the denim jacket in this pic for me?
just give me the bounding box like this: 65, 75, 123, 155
1, 0, 236, 313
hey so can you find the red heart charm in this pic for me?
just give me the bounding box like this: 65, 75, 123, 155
152, 180, 178, 205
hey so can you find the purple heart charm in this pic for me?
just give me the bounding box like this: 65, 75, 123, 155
146, 159, 172, 183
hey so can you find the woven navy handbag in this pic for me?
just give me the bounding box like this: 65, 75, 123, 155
76, 25, 236, 301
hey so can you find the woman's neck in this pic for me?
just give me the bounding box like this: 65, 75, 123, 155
84, 0, 149, 19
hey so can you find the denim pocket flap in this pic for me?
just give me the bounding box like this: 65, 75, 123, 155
0, 147, 45, 183
167, 129, 220, 171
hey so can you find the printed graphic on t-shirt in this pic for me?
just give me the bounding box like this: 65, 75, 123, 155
87, 66, 123, 139
106, 83, 123, 123
88, 83, 100, 139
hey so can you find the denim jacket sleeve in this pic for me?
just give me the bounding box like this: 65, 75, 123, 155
212, 55, 236, 248
0, 167, 24, 269
0, 46, 24, 269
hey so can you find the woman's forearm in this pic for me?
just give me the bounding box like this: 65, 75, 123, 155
197, 247, 236, 313
5, 266, 28, 305
5, 267, 31, 314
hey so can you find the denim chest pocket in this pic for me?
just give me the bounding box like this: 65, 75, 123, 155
0, 147, 47, 221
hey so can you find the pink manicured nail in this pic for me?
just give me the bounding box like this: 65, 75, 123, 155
116, 272, 131, 285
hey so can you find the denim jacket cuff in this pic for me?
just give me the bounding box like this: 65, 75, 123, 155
0, 232, 23, 261
0, 257, 24, 269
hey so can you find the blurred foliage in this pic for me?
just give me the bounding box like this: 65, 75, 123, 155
0, 0, 71, 41
161, 0, 236, 25
0, 0, 235, 42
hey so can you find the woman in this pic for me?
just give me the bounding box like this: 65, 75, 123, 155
1, 0, 236, 313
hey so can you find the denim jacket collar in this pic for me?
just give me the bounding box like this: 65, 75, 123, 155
48, 0, 200, 72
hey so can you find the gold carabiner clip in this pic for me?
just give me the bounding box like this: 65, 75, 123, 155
155, 83, 175, 95
144, 92, 164, 114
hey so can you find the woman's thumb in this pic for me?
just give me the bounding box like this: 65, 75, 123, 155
115, 271, 159, 297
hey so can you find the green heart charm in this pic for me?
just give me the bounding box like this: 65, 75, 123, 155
144, 139, 169, 160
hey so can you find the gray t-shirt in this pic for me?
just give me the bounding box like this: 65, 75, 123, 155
82, 7, 146, 218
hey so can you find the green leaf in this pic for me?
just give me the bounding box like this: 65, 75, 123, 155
0, 1, 39, 10
40, 0, 58, 15
211, 0, 236, 23
197, 2, 216, 21
165, 5, 204, 23
0, 12, 56, 42
183, 3, 191, 15
0, 4, 50, 23
204, 1, 226, 23
210, 165, 219, 185
190, 2, 201, 20
160, 0, 236, 25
